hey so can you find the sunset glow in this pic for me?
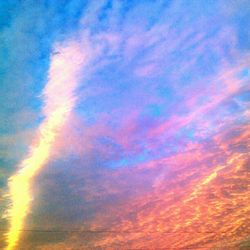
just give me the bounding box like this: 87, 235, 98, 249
1, 1, 249, 249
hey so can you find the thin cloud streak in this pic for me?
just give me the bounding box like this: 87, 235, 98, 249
5, 39, 89, 250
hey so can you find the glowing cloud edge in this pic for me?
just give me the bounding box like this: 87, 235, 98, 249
5, 39, 89, 250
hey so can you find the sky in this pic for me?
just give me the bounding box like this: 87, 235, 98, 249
0, 0, 250, 249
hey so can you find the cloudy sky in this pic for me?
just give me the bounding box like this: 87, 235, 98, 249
0, 0, 250, 249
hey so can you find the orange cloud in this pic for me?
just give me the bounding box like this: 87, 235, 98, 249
76, 125, 249, 249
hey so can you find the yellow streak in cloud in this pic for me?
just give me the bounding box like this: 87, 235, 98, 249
5, 40, 88, 250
